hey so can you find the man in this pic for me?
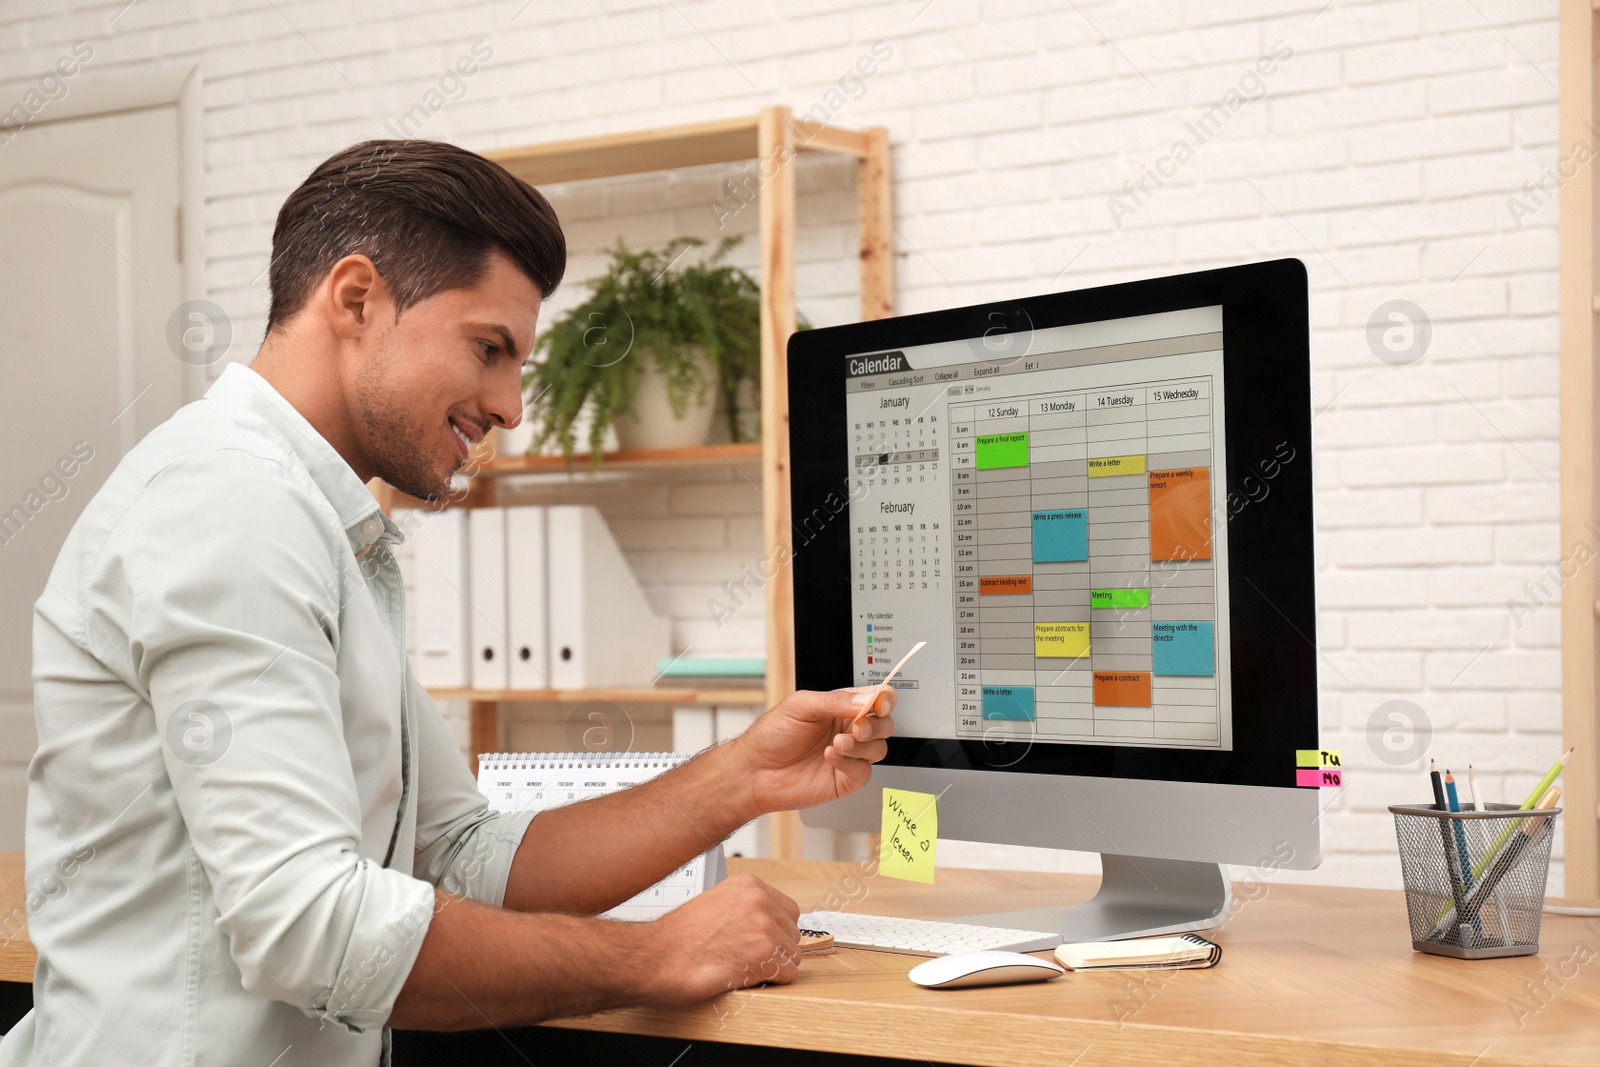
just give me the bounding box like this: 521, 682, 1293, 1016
2, 140, 895, 1064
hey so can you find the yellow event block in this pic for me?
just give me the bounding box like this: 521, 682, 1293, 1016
1296, 749, 1341, 768
1035, 621, 1090, 658
1087, 454, 1147, 478
880, 787, 938, 884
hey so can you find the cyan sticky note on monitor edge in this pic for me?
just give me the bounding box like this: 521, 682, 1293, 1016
981, 685, 1035, 720
1152, 621, 1214, 676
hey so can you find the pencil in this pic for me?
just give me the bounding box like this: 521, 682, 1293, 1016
1445, 770, 1480, 936
1472, 746, 1574, 882
1467, 764, 1510, 932
1429, 760, 1470, 937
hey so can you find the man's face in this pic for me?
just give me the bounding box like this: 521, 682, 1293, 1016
349, 250, 540, 501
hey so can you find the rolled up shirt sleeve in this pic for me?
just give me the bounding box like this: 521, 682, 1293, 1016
121, 451, 437, 1033
410, 677, 537, 906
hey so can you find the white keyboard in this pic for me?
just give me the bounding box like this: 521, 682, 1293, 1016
800, 910, 1061, 956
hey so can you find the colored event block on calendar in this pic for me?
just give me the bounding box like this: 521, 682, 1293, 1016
1032, 509, 1087, 562
1087, 454, 1146, 478
1149, 467, 1211, 562
975, 432, 1029, 469
1035, 621, 1089, 658
981, 685, 1035, 720
979, 575, 1032, 595
1090, 587, 1150, 609
1152, 621, 1214, 676
1093, 671, 1152, 707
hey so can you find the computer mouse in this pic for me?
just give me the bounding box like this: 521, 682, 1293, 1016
907, 950, 1066, 989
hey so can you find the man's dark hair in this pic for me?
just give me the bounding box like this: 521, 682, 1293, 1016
266, 139, 565, 331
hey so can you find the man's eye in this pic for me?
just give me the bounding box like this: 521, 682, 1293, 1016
480, 342, 498, 358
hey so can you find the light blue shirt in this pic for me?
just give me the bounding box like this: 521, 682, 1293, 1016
2, 364, 536, 1066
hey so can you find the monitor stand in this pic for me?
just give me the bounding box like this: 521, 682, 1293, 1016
954, 854, 1232, 942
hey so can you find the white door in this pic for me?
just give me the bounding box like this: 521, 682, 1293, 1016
0, 104, 188, 850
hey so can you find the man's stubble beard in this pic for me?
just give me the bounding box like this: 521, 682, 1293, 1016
350, 351, 458, 503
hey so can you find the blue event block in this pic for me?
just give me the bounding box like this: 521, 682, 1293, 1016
1151, 621, 1214, 676
1032, 509, 1087, 562
981, 685, 1036, 720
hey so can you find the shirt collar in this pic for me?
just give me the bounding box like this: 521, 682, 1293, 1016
205, 363, 402, 556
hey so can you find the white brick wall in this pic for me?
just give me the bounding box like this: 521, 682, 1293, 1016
1, 0, 1567, 888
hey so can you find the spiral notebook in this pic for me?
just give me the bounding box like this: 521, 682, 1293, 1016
476, 752, 726, 922
1053, 933, 1222, 971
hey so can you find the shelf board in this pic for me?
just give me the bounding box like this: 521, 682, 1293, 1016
429, 686, 766, 705
483, 114, 871, 187
481, 441, 762, 475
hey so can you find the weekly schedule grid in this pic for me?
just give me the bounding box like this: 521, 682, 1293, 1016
845, 306, 1235, 752
951, 377, 1225, 747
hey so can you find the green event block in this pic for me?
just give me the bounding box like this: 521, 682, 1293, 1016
1090, 588, 1150, 609
975, 432, 1029, 469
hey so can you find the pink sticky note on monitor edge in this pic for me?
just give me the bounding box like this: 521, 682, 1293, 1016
1297, 768, 1342, 788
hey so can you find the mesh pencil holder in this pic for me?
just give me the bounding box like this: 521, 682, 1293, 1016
1389, 802, 1560, 960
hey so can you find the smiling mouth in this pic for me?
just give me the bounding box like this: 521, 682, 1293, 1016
448, 417, 483, 465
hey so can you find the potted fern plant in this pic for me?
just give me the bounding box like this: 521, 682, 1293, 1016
524, 236, 766, 463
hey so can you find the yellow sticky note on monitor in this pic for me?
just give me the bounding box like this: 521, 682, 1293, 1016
880, 787, 937, 884
1296, 749, 1341, 768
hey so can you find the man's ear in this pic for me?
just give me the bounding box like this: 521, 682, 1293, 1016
323, 254, 391, 341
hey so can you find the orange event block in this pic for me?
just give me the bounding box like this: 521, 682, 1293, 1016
1093, 671, 1152, 707
979, 575, 1033, 595
1149, 467, 1211, 562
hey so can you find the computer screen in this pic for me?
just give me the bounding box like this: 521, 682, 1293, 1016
789, 261, 1321, 891
844, 304, 1237, 753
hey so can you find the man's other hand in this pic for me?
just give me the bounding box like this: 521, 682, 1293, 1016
641, 873, 802, 1002
727, 685, 897, 817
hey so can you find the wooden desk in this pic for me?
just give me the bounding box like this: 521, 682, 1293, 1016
5, 852, 1599, 1065
0, 855, 25, 986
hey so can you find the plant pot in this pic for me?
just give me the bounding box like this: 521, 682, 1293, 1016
613, 357, 719, 451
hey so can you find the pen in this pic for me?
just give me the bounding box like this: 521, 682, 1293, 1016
852, 640, 925, 726
1467, 764, 1509, 933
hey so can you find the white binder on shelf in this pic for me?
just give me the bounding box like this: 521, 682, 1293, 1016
505, 505, 550, 690
412, 508, 470, 688
671, 708, 716, 754
546, 505, 670, 688
468, 508, 509, 690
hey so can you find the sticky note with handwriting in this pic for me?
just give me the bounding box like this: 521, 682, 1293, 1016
880, 787, 937, 884
1296, 767, 1342, 788
1295, 749, 1341, 768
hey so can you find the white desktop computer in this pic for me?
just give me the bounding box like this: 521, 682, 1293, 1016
788, 259, 1321, 945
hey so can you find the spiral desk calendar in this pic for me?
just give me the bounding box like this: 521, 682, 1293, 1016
476, 752, 728, 921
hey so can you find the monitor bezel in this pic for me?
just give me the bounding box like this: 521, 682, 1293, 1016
787, 258, 1318, 793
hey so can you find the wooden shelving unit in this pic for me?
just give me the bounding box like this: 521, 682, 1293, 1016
1558, 0, 1599, 896
375, 107, 895, 860
478, 441, 761, 475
